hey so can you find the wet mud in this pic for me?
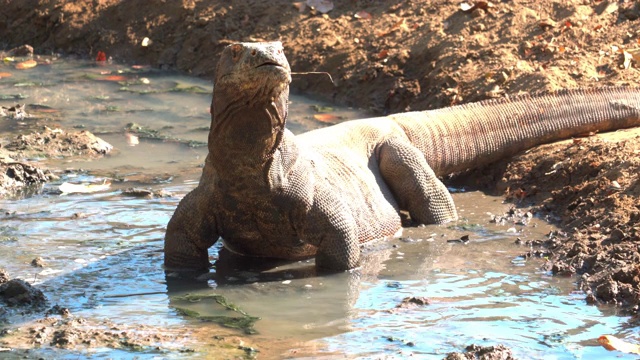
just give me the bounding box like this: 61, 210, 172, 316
1, 0, 640, 358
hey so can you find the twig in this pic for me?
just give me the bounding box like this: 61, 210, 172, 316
291, 71, 335, 85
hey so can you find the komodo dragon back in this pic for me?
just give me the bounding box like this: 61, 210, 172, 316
164, 41, 640, 272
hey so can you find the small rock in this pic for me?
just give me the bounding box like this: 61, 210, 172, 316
8, 44, 34, 57
446, 344, 516, 360
609, 228, 626, 242
0, 268, 9, 284
396, 296, 430, 308
47, 304, 72, 317
0, 279, 46, 306
31, 257, 47, 268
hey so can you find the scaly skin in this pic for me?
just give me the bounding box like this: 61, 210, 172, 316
164, 42, 640, 271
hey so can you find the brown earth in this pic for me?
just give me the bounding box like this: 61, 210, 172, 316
0, 0, 640, 356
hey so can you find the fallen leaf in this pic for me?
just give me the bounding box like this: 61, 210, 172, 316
101, 75, 128, 81
460, 2, 474, 12
59, 181, 111, 194
126, 133, 139, 146
354, 11, 372, 19
96, 51, 107, 62
15, 59, 37, 70
313, 113, 339, 123
306, 0, 333, 14
623, 51, 633, 70
460, 1, 493, 13
0, 72, 12, 78
598, 335, 640, 354
605, 2, 619, 14
377, 49, 389, 59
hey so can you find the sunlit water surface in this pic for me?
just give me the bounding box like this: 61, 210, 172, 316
0, 57, 637, 359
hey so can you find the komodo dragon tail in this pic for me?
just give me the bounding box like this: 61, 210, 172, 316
389, 87, 640, 176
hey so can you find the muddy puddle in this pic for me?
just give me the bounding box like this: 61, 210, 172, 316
1, 57, 638, 359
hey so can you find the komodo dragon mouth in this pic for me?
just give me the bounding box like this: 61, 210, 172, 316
255, 62, 283, 68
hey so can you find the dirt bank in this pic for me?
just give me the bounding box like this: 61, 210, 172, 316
1, 0, 639, 310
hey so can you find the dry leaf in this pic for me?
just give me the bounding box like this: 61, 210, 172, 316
354, 11, 372, 19
598, 335, 640, 354
59, 181, 111, 194
15, 59, 37, 70
460, 1, 493, 13
622, 50, 640, 69
126, 133, 139, 146
377, 49, 389, 59
101, 75, 128, 81
0, 72, 12, 78
313, 113, 339, 123
95, 51, 107, 62
460, 2, 474, 11
605, 2, 619, 14
306, 0, 333, 14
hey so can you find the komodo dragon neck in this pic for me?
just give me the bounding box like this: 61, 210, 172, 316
208, 42, 291, 176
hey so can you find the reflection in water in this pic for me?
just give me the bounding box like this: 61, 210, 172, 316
0, 58, 638, 359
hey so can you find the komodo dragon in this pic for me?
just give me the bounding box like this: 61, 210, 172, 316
164, 41, 640, 271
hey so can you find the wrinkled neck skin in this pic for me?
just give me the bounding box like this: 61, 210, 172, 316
208, 79, 289, 180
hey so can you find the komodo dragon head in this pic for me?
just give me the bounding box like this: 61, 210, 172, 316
209, 42, 291, 160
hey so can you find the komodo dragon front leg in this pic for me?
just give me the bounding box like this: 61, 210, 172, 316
377, 137, 458, 224
301, 187, 361, 270
164, 183, 219, 270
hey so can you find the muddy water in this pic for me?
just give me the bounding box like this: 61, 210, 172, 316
0, 58, 638, 359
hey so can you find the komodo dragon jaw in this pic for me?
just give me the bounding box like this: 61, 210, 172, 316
165, 41, 640, 272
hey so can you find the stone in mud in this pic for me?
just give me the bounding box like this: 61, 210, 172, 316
31, 257, 47, 268
5, 128, 113, 156
8, 44, 34, 57
0, 161, 52, 197
396, 296, 431, 308
445, 344, 515, 360
0, 279, 46, 307
0, 268, 9, 285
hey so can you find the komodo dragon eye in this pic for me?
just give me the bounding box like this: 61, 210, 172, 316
231, 44, 243, 61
